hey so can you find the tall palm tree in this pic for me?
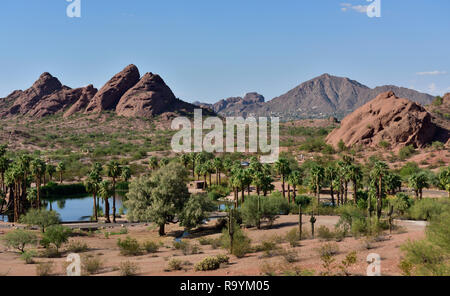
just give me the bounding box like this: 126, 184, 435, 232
84, 170, 102, 221
30, 158, 46, 209
56, 161, 66, 184
205, 160, 215, 187
348, 164, 362, 204
288, 170, 302, 204
0, 155, 10, 194
121, 166, 131, 183
179, 154, 190, 169
189, 152, 198, 178
213, 157, 223, 185
370, 161, 389, 219
98, 180, 113, 223
46, 164, 56, 184
310, 163, 324, 205
409, 172, 429, 200
275, 158, 291, 198
325, 165, 337, 206
106, 160, 121, 223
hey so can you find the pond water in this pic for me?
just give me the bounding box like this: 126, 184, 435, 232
1, 196, 232, 223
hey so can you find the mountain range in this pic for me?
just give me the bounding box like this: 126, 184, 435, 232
194, 74, 435, 120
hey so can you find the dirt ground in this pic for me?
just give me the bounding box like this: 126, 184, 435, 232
0, 215, 426, 276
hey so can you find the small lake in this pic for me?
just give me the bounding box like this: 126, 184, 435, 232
1, 196, 232, 223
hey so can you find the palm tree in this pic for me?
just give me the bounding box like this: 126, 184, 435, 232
275, 158, 291, 198
0, 155, 10, 193
370, 161, 389, 219
148, 156, 158, 172
438, 166, 450, 198
179, 154, 190, 169
98, 180, 113, 223
30, 158, 46, 209
325, 165, 337, 206
106, 160, 121, 223
189, 152, 198, 178
121, 166, 131, 183
288, 170, 302, 204
213, 157, 223, 185
205, 160, 215, 187
385, 172, 402, 195
56, 162, 66, 184
310, 163, 324, 205
84, 170, 102, 221
348, 164, 362, 204
409, 172, 429, 200
46, 164, 56, 184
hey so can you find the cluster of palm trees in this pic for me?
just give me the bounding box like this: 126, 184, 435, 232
84, 160, 131, 223
0, 144, 66, 222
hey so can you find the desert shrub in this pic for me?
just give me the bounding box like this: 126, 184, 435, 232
167, 258, 183, 271
317, 242, 339, 257
221, 224, 252, 258
317, 226, 335, 241
389, 193, 414, 216
117, 236, 142, 256
282, 249, 299, 263
285, 228, 300, 247
40, 225, 72, 252
20, 209, 60, 232
143, 241, 160, 253
39, 246, 60, 258
431, 141, 445, 151
20, 250, 37, 264
408, 198, 449, 220
36, 261, 54, 276
82, 255, 103, 275
66, 240, 89, 253
173, 240, 200, 255
1, 229, 37, 253
336, 204, 366, 234
198, 237, 214, 246
194, 255, 229, 271
339, 251, 357, 276
399, 145, 416, 160
119, 261, 140, 276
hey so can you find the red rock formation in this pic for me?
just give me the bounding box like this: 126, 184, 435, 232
326, 91, 437, 149
85, 64, 140, 113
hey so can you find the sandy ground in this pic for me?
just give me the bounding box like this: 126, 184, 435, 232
0, 215, 425, 276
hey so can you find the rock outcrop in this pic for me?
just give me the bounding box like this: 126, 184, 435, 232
116, 72, 205, 118
85, 64, 140, 113
326, 91, 437, 149
0, 73, 97, 118
63, 85, 98, 118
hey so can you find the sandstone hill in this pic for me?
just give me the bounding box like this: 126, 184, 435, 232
0, 65, 213, 119
326, 91, 439, 149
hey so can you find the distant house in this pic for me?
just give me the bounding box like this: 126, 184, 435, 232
241, 161, 250, 167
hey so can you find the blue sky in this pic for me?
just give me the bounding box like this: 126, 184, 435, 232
0, 0, 449, 103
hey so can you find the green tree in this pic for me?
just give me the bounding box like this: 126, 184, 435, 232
348, 164, 362, 204
148, 156, 159, 172
121, 166, 131, 182
1, 229, 37, 253
56, 162, 66, 184
213, 157, 223, 185
46, 164, 56, 183
325, 165, 337, 206
30, 158, 46, 209
99, 180, 113, 223
84, 169, 102, 221
370, 161, 389, 219
275, 157, 291, 198
41, 225, 72, 252
20, 209, 61, 233
310, 163, 324, 207
106, 160, 122, 223
125, 162, 190, 236
178, 194, 216, 230
288, 170, 303, 203
438, 166, 450, 198
409, 172, 429, 200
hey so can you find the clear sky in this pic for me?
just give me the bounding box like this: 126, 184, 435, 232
0, 0, 449, 103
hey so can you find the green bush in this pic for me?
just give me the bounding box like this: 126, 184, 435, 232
1, 229, 37, 253
82, 255, 103, 275
36, 261, 54, 276
143, 241, 160, 253
119, 261, 140, 276
167, 258, 183, 271
194, 255, 229, 271
241, 194, 289, 228
40, 225, 72, 252
408, 198, 449, 220
399, 145, 416, 160
66, 240, 89, 253
20, 250, 37, 264
221, 224, 252, 258
285, 228, 300, 247
317, 226, 335, 241
207, 185, 231, 200
20, 209, 60, 232
117, 236, 142, 256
